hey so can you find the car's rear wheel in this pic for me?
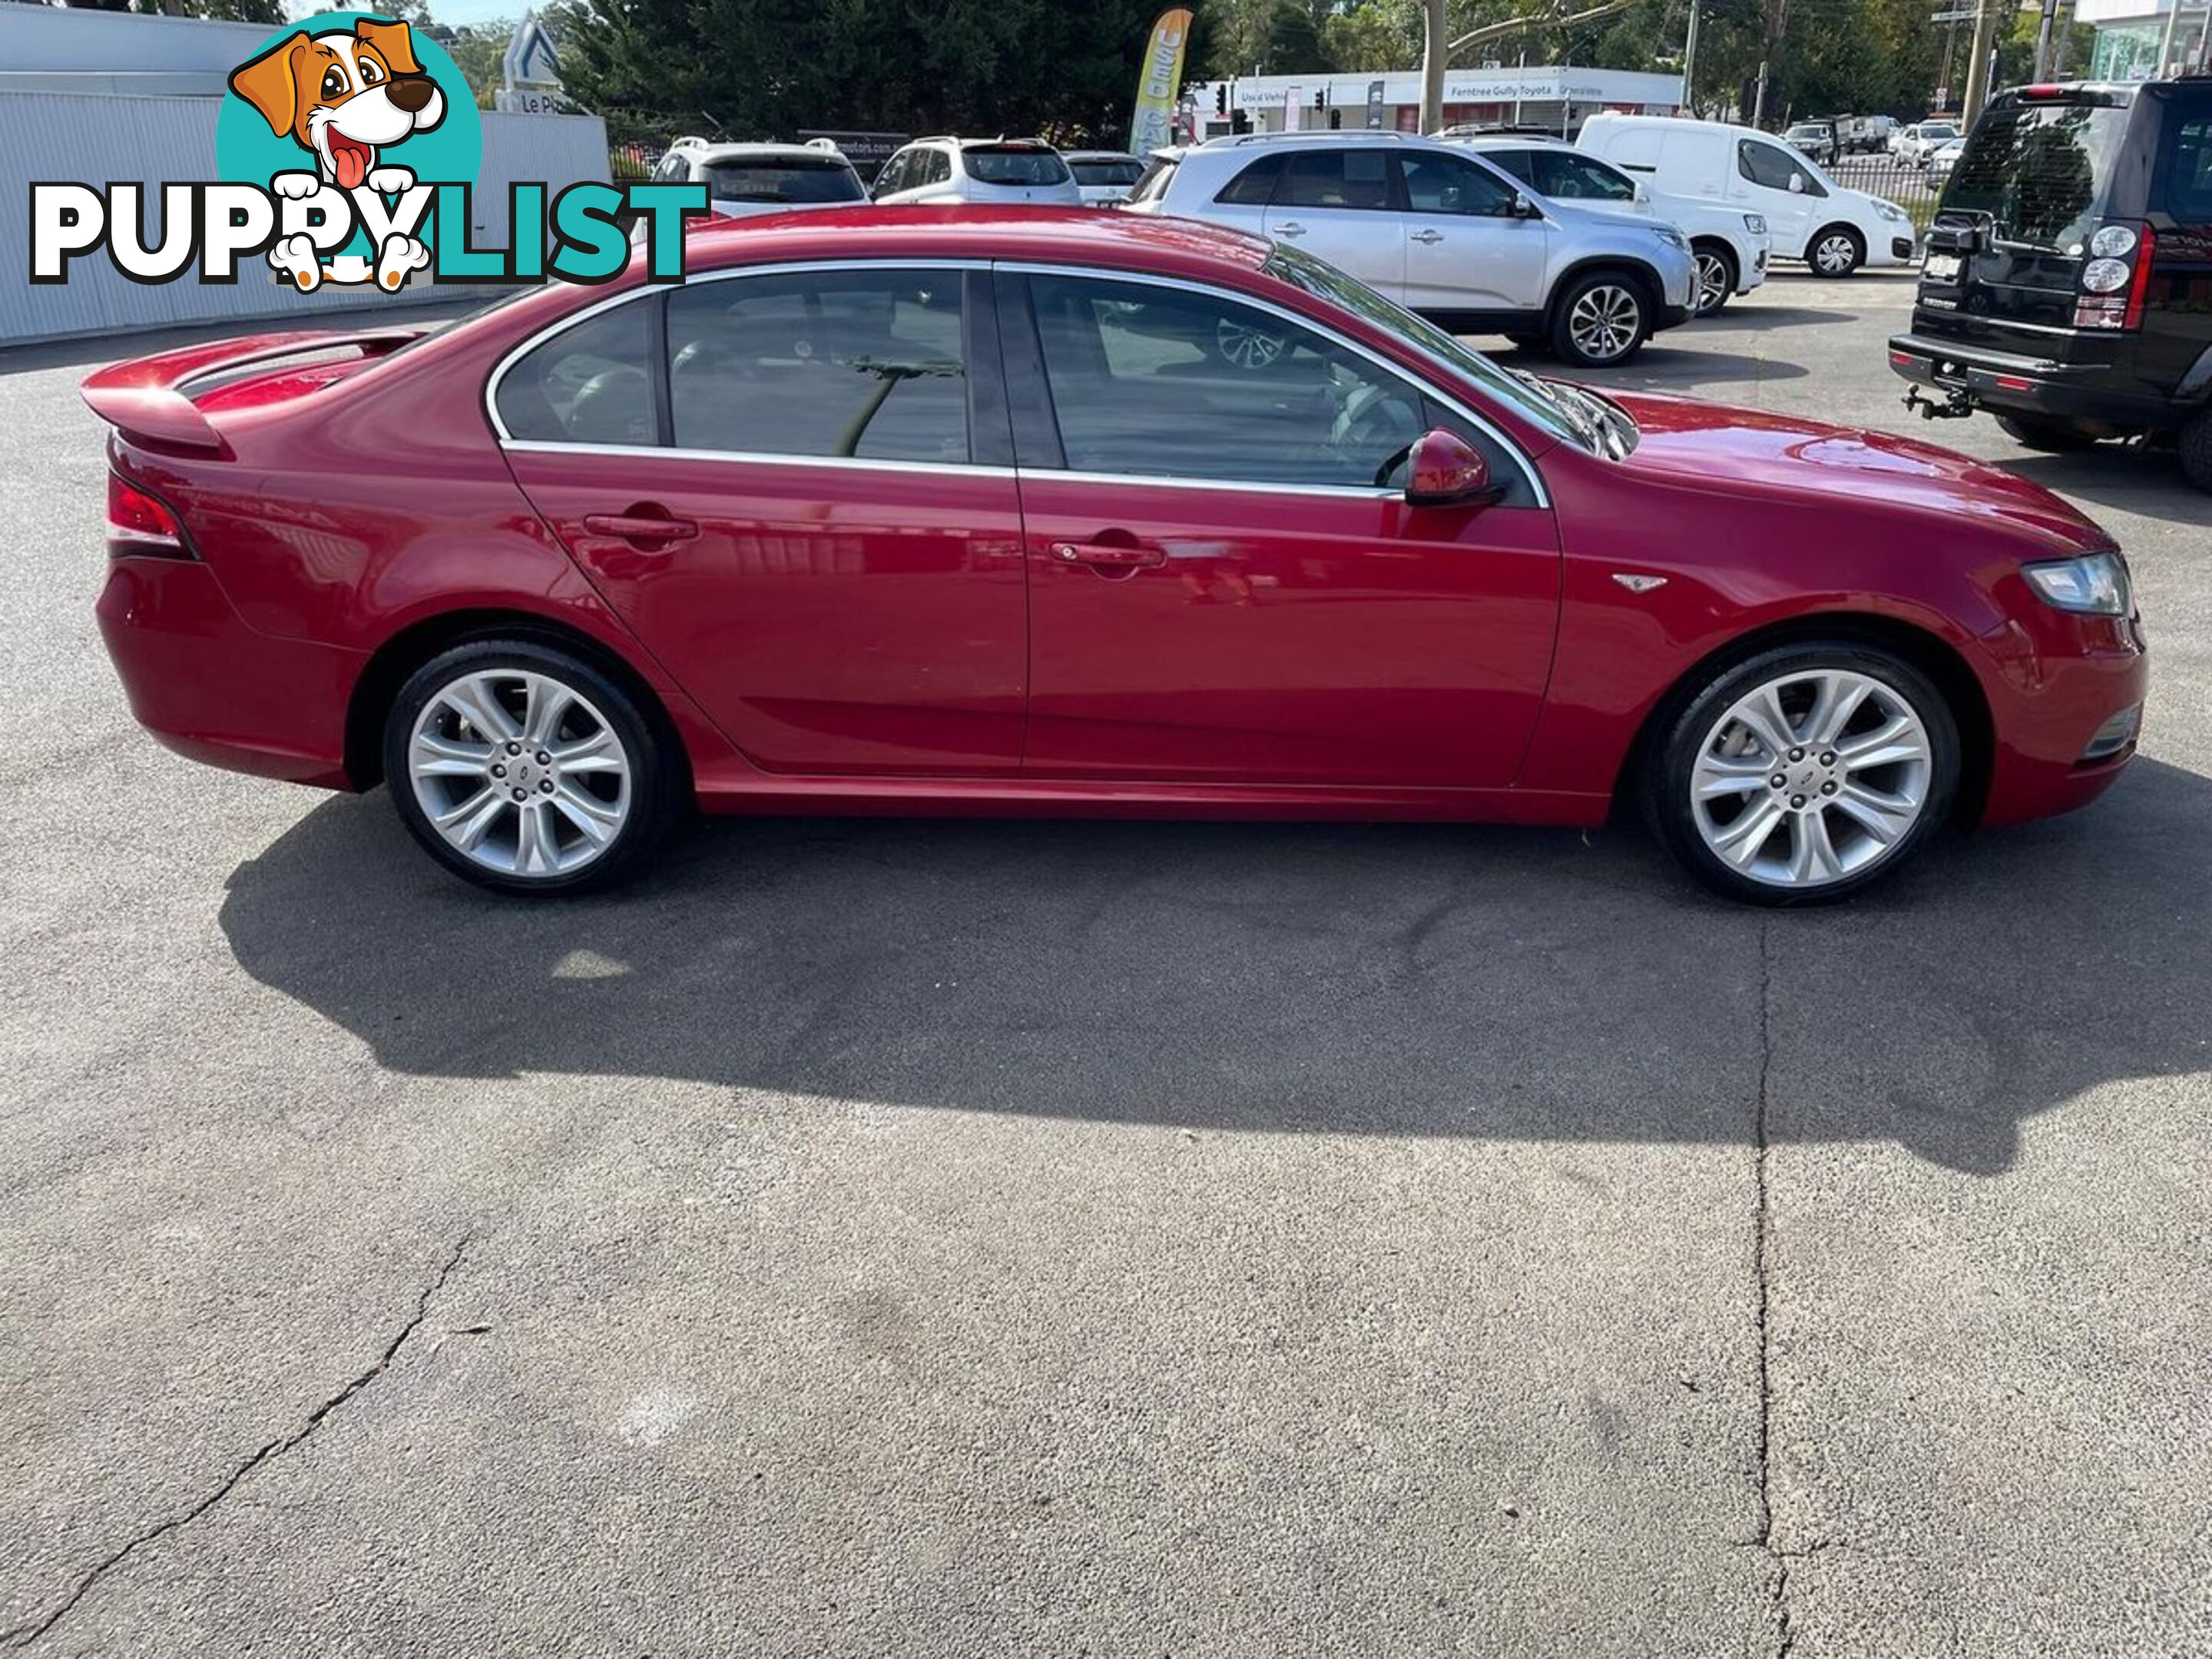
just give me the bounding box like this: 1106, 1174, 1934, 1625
383, 638, 681, 896
2177, 406, 2212, 493
1690, 243, 1737, 317
1807, 226, 1864, 276
1551, 272, 1651, 367
1645, 643, 1959, 906
1996, 412, 2101, 452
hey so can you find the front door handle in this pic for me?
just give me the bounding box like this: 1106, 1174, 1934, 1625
1410, 228, 1445, 245
1273, 220, 1307, 238
581, 505, 698, 546
1051, 539, 1166, 571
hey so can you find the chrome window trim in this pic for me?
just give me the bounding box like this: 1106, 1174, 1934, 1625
999, 260, 1550, 508
485, 255, 1549, 508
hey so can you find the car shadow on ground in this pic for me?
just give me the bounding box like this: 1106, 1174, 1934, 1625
219, 759, 2211, 1176
1699, 305, 1860, 329
1998, 449, 2205, 528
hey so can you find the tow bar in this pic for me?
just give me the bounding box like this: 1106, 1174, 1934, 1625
1903, 385, 1975, 421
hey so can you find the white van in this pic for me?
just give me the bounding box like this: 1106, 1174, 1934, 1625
1578, 112, 1918, 276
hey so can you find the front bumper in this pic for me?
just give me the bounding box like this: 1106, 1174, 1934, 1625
1887, 330, 2187, 431
1976, 605, 2149, 829
97, 555, 362, 788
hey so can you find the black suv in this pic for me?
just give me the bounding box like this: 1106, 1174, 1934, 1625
1888, 79, 2212, 492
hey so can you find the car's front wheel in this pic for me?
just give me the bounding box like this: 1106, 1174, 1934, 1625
383, 638, 682, 896
1645, 643, 1959, 906
1551, 272, 1651, 367
1807, 225, 1865, 276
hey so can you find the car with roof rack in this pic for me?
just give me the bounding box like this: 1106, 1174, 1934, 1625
1122, 130, 1697, 366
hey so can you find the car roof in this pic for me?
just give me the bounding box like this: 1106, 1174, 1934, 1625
682, 205, 1274, 276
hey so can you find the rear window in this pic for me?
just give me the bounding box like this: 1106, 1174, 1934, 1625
1945, 101, 2131, 250
1129, 154, 1181, 204
1071, 159, 1144, 188
964, 145, 1071, 186
2153, 99, 2212, 222
700, 157, 864, 204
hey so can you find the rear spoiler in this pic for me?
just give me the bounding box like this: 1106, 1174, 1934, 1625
81, 326, 428, 458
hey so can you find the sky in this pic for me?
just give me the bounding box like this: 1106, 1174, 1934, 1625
284, 0, 522, 27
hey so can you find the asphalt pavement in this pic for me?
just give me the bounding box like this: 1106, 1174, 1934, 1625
1, 270, 2206, 1657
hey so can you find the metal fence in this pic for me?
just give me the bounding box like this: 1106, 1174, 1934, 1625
1824, 154, 1947, 229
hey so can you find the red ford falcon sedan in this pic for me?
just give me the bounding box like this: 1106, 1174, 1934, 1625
86, 209, 2146, 904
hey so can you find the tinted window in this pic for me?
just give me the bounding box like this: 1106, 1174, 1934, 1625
2155, 104, 2212, 221
1399, 151, 1516, 215
1277, 148, 1394, 210
495, 302, 657, 446
654, 152, 690, 183
665, 270, 968, 463
1945, 101, 2129, 248
1737, 140, 1826, 196
700, 158, 864, 204
873, 151, 909, 195
1132, 154, 1182, 203
964, 145, 1071, 186
1217, 152, 1286, 204
1028, 273, 1429, 487
1530, 150, 1637, 202
1071, 159, 1144, 187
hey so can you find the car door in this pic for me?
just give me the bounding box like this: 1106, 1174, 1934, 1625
1004, 270, 1561, 788
1396, 149, 1551, 313
1730, 137, 1823, 253
1260, 148, 1408, 300
495, 266, 1029, 775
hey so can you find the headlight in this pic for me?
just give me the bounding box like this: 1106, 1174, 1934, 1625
2024, 551, 2131, 616
2089, 224, 2137, 257
2081, 257, 2131, 293
1875, 200, 1908, 221
1743, 213, 1767, 235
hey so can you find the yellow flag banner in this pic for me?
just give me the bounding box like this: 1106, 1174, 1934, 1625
1128, 8, 1194, 156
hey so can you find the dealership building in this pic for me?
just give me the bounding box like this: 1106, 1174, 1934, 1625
2075, 0, 2209, 78
1187, 66, 1686, 141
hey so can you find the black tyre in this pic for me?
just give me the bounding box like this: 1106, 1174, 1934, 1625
1643, 641, 1960, 907
382, 637, 684, 896
1690, 242, 1737, 317
1549, 270, 1652, 367
1996, 413, 2100, 453
2178, 406, 2212, 494
1806, 224, 1865, 277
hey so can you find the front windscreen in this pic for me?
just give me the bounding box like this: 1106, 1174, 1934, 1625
1944, 101, 2129, 249
965, 146, 1072, 186
701, 159, 865, 204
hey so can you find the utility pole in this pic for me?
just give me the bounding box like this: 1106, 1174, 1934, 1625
1753, 58, 1770, 125
1683, 0, 1702, 113
1961, 0, 2002, 126
2032, 0, 2059, 78
1420, 0, 1447, 134
2157, 0, 2182, 72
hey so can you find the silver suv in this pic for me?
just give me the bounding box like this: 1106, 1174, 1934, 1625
1124, 131, 1697, 366
873, 137, 1083, 207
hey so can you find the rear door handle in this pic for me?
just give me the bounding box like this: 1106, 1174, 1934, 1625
1273, 220, 1307, 238
1051, 539, 1166, 570
581, 505, 698, 545
1410, 228, 1445, 245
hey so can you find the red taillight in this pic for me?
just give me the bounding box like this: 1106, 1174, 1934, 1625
106, 472, 189, 559
2123, 223, 2156, 329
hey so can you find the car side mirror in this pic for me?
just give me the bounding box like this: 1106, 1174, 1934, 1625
1403, 429, 1503, 508
1632, 180, 1649, 203
1508, 190, 1541, 219
1788, 174, 1806, 194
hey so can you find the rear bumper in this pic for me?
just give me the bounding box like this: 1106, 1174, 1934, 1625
1887, 330, 2187, 430
97, 556, 361, 789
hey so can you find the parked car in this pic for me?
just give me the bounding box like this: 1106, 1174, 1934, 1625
82, 210, 2144, 905
1579, 112, 1919, 276
1897, 121, 1961, 167
1064, 150, 1148, 207
1122, 131, 1697, 366
1926, 135, 1966, 183
1889, 78, 2212, 493
872, 136, 1082, 206
1784, 121, 1840, 165
644, 138, 868, 222
1451, 133, 1771, 316
1846, 114, 1899, 154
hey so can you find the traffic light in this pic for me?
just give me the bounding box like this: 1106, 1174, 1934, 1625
1313, 88, 1326, 111
1232, 109, 1250, 134
1329, 108, 1342, 129
1215, 83, 1228, 115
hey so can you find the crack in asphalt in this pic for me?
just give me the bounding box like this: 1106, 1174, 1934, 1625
1, 1231, 475, 1650
1752, 917, 1791, 1657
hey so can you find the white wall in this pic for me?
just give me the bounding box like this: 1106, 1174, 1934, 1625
0, 91, 610, 346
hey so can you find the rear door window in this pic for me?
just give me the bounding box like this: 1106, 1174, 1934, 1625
1944, 99, 2129, 247
664, 270, 969, 463
1277, 149, 1395, 210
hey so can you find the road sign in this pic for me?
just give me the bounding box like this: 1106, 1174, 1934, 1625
1929, 8, 1975, 19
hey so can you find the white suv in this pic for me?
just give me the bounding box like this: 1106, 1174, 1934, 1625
872, 137, 1083, 207
1450, 134, 1770, 317
1123, 131, 1697, 366
647, 139, 868, 221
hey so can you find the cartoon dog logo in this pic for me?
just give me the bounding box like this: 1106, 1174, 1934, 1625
227, 18, 446, 292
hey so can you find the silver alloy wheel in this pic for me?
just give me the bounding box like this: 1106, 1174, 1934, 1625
1812, 232, 1859, 275
1693, 250, 1731, 316
1216, 316, 1286, 370
407, 668, 632, 879
1568, 283, 1642, 362
1689, 668, 1933, 890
